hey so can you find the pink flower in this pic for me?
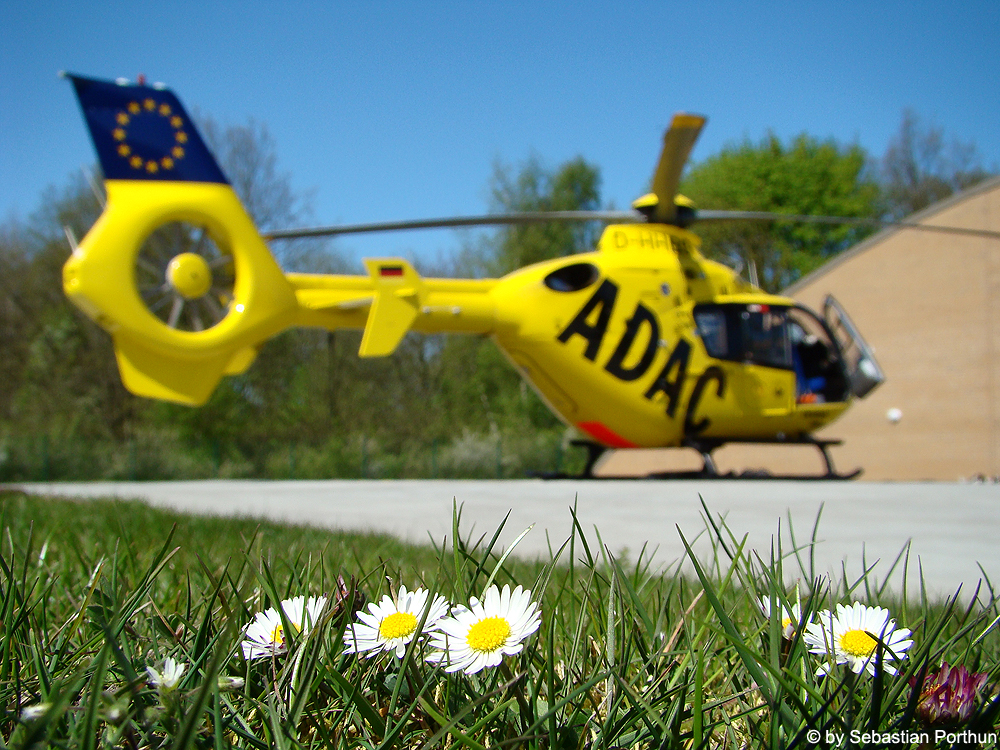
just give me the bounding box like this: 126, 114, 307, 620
911, 662, 990, 726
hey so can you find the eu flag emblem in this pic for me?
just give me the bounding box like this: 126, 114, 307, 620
68, 74, 228, 184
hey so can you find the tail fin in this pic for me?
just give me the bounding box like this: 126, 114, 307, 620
63, 74, 298, 405
67, 74, 229, 184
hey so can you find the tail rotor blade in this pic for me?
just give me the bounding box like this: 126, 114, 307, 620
167, 296, 185, 328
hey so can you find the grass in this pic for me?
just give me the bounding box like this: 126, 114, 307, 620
0, 426, 585, 482
1, 488, 998, 748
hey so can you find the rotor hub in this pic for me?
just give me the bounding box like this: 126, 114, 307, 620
166, 252, 213, 299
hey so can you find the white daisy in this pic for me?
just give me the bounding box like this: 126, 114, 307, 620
426, 584, 541, 674
242, 595, 327, 660
146, 656, 186, 691
343, 585, 450, 659
758, 594, 808, 639
803, 601, 913, 676
20, 703, 51, 722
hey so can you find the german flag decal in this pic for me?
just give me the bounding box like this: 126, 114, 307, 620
379, 265, 404, 277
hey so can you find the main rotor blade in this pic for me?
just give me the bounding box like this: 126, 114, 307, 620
264, 210, 642, 240
650, 113, 707, 224
695, 210, 1000, 240
265, 207, 1000, 243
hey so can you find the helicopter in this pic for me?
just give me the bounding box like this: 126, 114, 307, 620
62, 73, 918, 479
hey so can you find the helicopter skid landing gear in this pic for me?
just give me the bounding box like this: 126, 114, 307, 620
812, 438, 862, 480
671, 437, 863, 480
538, 437, 862, 480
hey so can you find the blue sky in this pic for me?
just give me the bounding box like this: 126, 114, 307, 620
2, 1, 997, 268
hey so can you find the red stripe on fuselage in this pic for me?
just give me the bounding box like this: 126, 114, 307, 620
577, 421, 638, 449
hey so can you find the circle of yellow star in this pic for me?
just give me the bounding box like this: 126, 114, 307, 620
113, 97, 189, 173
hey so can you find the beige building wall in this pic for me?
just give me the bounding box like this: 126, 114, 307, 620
600, 177, 1000, 480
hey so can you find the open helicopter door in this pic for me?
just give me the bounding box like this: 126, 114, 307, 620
823, 295, 885, 398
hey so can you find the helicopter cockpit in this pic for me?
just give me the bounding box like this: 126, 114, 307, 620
694, 303, 850, 404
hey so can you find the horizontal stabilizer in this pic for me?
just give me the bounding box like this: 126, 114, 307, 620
358, 259, 424, 357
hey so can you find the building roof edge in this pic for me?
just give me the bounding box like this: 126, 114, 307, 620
784, 174, 1000, 296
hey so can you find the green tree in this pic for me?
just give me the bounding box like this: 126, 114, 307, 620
0, 218, 31, 422
879, 108, 995, 219
386, 154, 608, 469
0, 177, 133, 441
486, 155, 602, 274
681, 133, 880, 292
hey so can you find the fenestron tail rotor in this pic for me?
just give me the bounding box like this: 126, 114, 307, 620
135, 221, 236, 332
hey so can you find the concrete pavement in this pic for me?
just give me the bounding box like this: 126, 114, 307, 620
12, 479, 1000, 597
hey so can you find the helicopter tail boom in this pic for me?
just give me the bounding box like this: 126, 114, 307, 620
64, 183, 496, 404
287, 261, 499, 354
290, 258, 496, 357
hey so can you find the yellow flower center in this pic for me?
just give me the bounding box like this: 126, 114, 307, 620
840, 629, 877, 657
379, 612, 418, 640
466, 616, 511, 653
781, 616, 793, 630
269, 620, 302, 646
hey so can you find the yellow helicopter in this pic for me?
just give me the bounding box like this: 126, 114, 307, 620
62, 73, 898, 479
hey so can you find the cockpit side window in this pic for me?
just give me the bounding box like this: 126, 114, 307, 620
694, 303, 792, 369
694, 308, 729, 358
740, 306, 792, 369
